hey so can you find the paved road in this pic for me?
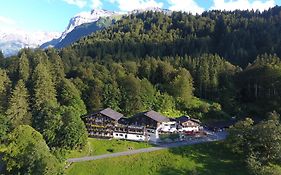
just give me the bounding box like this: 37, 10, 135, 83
67, 131, 227, 163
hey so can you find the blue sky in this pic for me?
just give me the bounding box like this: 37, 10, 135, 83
0, 0, 280, 32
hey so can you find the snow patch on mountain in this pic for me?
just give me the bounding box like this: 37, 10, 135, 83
130, 7, 171, 14
60, 9, 120, 41
0, 30, 60, 57
42, 8, 171, 48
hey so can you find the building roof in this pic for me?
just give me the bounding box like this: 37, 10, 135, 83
96, 108, 124, 121
143, 110, 170, 122
176, 116, 201, 124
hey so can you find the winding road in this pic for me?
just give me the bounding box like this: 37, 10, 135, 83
67, 131, 227, 163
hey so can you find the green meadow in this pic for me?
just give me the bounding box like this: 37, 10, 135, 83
66, 138, 152, 158
66, 142, 249, 175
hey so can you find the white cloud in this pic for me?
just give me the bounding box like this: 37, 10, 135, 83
0, 16, 18, 32
211, 0, 276, 11
110, 0, 164, 11
91, 0, 102, 9
168, 0, 205, 14
0, 16, 16, 26
62, 0, 87, 8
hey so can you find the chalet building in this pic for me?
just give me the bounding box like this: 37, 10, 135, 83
176, 116, 201, 132
84, 108, 203, 143
131, 110, 171, 129
85, 108, 123, 138
128, 110, 178, 142
113, 125, 147, 142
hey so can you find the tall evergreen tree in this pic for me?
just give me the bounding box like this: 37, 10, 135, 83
6, 80, 31, 128
171, 68, 194, 106
18, 52, 30, 82
47, 48, 65, 86
32, 63, 61, 146
102, 81, 121, 111
0, 69, 11, 114
57, 78, 87, 116
0, 114, 10, 142
120, 74, 142, 115
32, 63, 57, 112
0, 51, 4, 60
58, 108, 87, 149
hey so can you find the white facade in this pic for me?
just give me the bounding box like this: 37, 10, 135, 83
146, 128, 159, 143
178, 120, 201, 132
113, 128, 161, 143
158, 121, 177, 133
113, 132, 146, 142
178, 126, 200, 132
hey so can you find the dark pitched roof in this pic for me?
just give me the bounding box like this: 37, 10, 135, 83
97, 108, 123, 121
176, 116, 201, 124
143, 110, 170, 122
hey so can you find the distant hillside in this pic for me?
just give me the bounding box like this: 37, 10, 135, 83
40, 9, 120, 49
71, 6, 281, 67
55, 16, 121, 49
0, 30, 59, 57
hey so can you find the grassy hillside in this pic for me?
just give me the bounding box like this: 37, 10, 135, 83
67, 138, 152, 158
66, 142, 249, 175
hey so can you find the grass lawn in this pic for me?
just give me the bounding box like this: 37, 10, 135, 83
66, 142, 249, 175
66, 138, 152, 158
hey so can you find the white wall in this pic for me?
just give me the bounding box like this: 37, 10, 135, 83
158, 121, 177, 133
180, 126, 199, 132
113, 132, 146, 141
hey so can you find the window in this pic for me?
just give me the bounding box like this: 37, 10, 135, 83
120, 134, 123, 136
115, 134, 118, 136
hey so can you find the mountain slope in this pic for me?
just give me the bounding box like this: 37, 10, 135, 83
42, 8, 171, 49
0, 30, 59, 57
61, 9, 118, 40
55, 15, 121, 49
70, 6, 281, 67
41, 9, 119, 49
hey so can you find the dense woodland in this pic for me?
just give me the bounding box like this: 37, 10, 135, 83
1, 7, 281, 175
74, 6, 281, 67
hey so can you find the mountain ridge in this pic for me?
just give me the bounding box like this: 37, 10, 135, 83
1, 7, 172, 56
41, 7, 172, 49
0, 30, 60, 57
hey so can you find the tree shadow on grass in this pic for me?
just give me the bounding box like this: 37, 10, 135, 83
158, 142, 249, 175
158, 166, 200, 175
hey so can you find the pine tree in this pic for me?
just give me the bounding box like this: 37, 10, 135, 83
171, 68, 194, 105
6, 80, 31, 128
18, 52, 30, 82
102, 81, 121, 111
58, 108, 87, 149
87, 79, 103, 112
32, 63, 61, 146
140, 78, 156, 110
0, 51, 4, 60
32, 63, 57, 112
0, 114, 10, 142
0, 69, 11, 114
47, 48, 65, 86
57, 78, 87, 116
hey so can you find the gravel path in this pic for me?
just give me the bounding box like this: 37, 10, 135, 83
67, 131, 227, 163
